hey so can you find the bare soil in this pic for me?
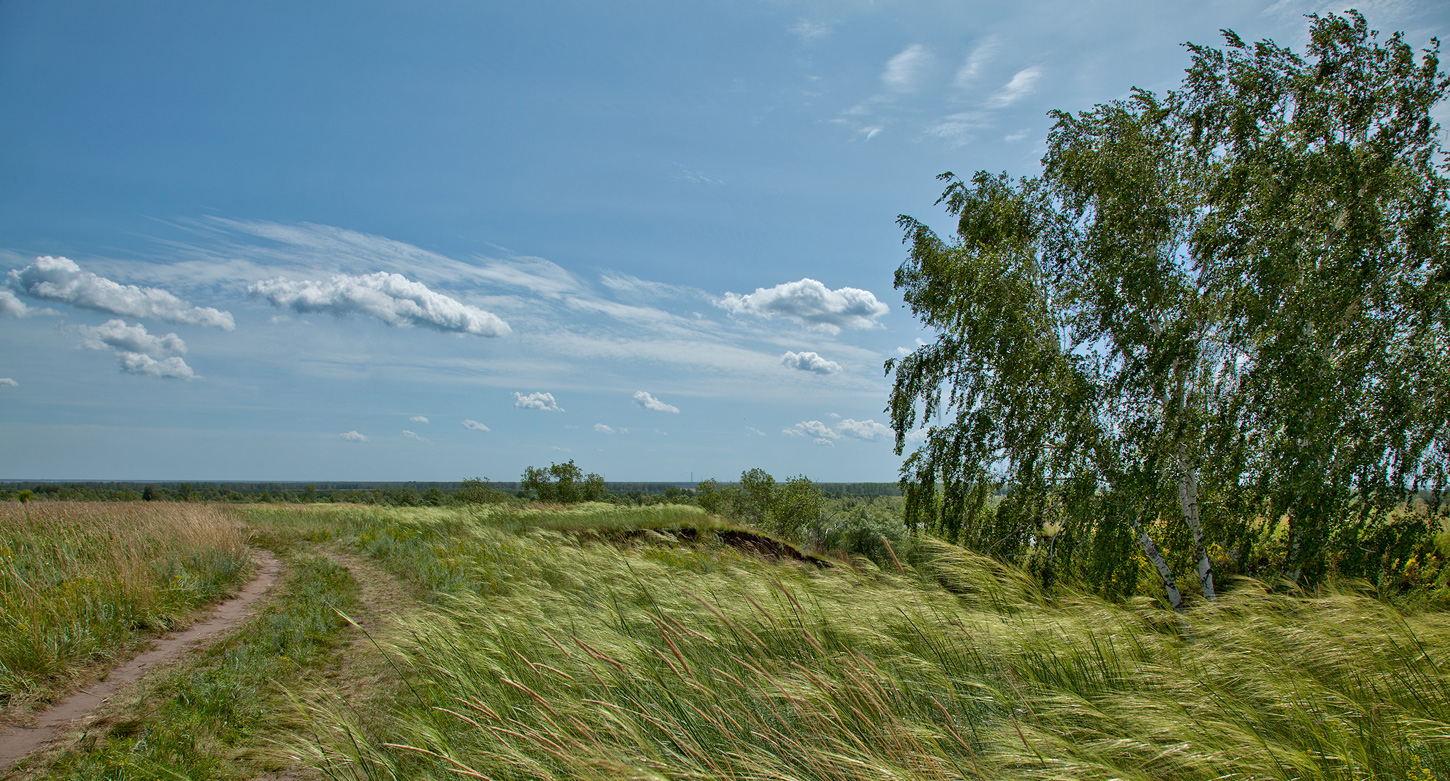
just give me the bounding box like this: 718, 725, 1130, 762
0, 549, 281, 775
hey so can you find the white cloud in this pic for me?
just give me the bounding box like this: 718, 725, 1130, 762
341, 430, 368, 442
462, 419, 491, 432
882, 44, 931, 92
928, 111, 990, 146
9, 256, 235, 330
74, 319, 195, 380
116, 353, 194, 380
514, 391, 563, 412
790, 18, 831, 44
783, 420, 840, 440
76, 319, 186, 358
986, 66, 1043, 108
953, 37, 1000, 89
836, 418, 892, 441
249, 272, 510, 336
1, 290, 35, 318
633, 390, 680, 413
719, 278, 888, 334
410, 415, 429, 423
594, 423, 616, 434
0, 378, 16, 387
780, 350, 842, 375
402, 429, 428, 442
747, 426, 767, 436
551, 446, 572, 452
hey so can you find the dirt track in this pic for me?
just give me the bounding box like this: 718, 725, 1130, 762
0, 549, 281, 774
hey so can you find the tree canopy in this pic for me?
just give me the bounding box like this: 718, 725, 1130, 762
887, 12, 1450, 608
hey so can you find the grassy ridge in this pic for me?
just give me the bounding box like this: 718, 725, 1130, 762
293, 505, 1450, 781
0, 502, 252, 713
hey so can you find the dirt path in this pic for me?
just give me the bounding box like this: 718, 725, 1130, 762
0, 549, 282, 774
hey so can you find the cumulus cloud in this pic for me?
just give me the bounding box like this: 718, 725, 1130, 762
249, 272, 509, 336
0, 378, 16, 387
720, 278, 887, 334
633, 391, 679, 413
836, 418, 892, 441
9, 256, 234, 330
882, 44, 931, 92
986, 66, 1043, 108
402, 429, 427, 442
594, 423, 617, 434
116, 353, 194, 380
74, 319, 195, 380
410, 415, 429, 423
462, 419, 491, 432
780, 350, 842, 375
76, 319, 187, 357
1, 290, 35, 318
341, 431, 368, 442
783, 420, 840, 441
514, 392, 563, 412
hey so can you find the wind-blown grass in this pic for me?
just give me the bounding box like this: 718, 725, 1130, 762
0, 502, 252, 711
286, 507, 1450, 781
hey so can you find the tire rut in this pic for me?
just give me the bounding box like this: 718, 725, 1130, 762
0, 549, 281, 775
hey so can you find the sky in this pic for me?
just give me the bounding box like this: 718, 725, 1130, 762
2, 0, 1447, 483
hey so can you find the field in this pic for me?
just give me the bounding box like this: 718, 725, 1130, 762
3, 501, 1449, 780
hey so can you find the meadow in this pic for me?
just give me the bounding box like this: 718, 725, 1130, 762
3, 500, 1449, 780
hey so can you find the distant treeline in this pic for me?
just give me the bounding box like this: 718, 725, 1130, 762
0, 480, 901, 505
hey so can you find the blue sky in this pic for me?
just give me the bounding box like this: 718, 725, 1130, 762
2, 0, 1447, 482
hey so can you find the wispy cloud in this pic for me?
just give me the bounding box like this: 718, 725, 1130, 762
74, 319, 195, 380
9, 256, 234, 330
341, 430, 368, 442
633, 391, 680, 413
462, 419, 491, 432
790, 18, 831, 44
720, 278, 888, 334
514, 391, 564, 412
882, 44, 931, 92
410, 415, 430, 423
402, 429, 428, 442
747, 426, 767, 436
953, 37, 1000, 89
986, 66, 1043, 108
249, 272, 510, 336
780, 350, 842, 375
0, 378, 16, 388
594, 423, 617, 434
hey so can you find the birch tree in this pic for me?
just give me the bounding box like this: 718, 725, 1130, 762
888, 12, 1449, 608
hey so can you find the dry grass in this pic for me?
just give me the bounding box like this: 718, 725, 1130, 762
0, 501, 252, 715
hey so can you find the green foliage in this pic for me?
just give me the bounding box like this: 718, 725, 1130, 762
888, 11, 1450, 605
15, 489, 32, 504
521, 460, 608, 504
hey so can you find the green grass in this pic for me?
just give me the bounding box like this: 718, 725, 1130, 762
34, 552, 359, 780
0, 502, 253, 712
283, 505, 1450, 781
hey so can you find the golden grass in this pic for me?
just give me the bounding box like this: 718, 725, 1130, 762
0, 501, 252, 712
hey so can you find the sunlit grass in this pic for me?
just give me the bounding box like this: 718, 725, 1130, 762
0, 502, 252, 712
291, 507, 1450, 781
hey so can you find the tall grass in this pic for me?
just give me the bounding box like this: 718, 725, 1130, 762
294, 507, 1450, 781
0, 502, 252, 711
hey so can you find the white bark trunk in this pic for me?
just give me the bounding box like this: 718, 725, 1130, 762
1136, 525, 1185, 611
1176, 451, 1216, 601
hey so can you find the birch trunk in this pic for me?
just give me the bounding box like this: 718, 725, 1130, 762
1177, 450, 1216, 601
1134, 522, 1185, 611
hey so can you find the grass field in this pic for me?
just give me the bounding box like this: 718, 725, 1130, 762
0, 502, 253, 717
5, 501, 1450, 780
